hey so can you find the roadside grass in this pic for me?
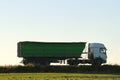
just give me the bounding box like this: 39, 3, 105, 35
0, 65, 120, 74
0, 73, 120, 80
0, 65, 120, 80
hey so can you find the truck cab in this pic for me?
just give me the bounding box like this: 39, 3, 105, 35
88, 43, 107, 66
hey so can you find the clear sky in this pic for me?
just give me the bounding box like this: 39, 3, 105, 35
0, 0, 120, 65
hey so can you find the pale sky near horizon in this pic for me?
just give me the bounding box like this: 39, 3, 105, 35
0, 0, 120, 65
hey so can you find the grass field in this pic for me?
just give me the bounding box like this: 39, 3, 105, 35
0, 73, 120, 80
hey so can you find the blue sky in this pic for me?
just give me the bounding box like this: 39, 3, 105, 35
0, 0, 120, 65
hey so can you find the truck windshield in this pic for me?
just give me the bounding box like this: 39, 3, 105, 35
100, 48, 106, 54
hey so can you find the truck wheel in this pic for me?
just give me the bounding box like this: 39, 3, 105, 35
92, 59, 102, 66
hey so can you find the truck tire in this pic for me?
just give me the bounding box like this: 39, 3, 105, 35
92, 59, 102, 66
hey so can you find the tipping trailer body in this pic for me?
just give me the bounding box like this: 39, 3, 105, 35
18, 41, 86, 58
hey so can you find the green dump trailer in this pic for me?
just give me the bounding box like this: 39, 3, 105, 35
18, 41, 86, 65
17, 41, 107, 66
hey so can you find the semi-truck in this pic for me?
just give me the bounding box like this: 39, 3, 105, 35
17, 41, 107, 66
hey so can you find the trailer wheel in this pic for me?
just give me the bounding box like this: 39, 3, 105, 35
22, 58, 29, 65
67, 59, 79, 66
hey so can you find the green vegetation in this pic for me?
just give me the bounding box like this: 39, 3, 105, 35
0, 73, 120, 80
0, 65, 120, 80
0, 65, 120, 74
